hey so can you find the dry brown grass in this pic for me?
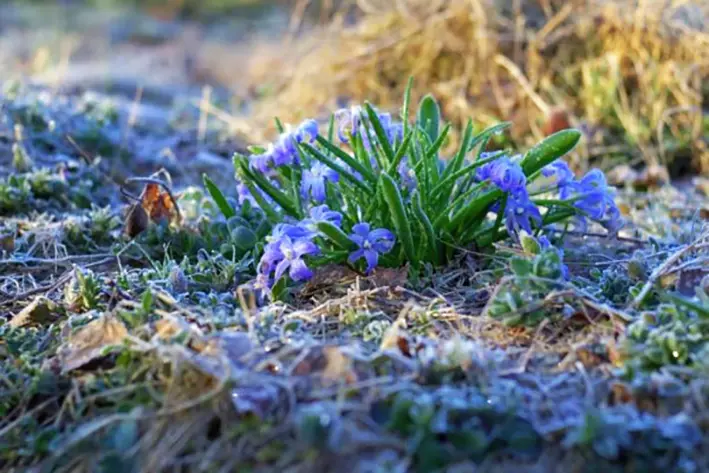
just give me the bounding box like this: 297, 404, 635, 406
243, 0, 709, 175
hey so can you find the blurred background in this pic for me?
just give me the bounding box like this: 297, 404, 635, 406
1, 0, 707, 183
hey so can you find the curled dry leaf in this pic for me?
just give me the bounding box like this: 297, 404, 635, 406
123, 181, 181, 238
57, 315, 128, 372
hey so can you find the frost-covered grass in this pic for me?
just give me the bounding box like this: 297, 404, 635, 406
1, 76, 709, 473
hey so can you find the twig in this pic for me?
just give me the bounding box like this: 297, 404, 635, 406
1, 257, 113, 306
630, 231, 709, 309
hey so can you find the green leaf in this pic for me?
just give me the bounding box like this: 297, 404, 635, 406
317, 222, 353, 251
441, 119, 474, 182
233, 157, 280, 222
314, 135, 376, 183
141, 289, 153, 313
412, 191, 440, 264
238, 161, 300, 218
417, 94, 440, 145
301, 143, 374, 195
386, 129, 413, 176
327, 113, 335, 143
364, 103, 396, 164
203, 174, 235, 219
402, 76, 414, 136
380, 174, 417, 266
520, 232, 542, 255
510, 257, 533, 277
521, 129, 581, 176
447, 187, 501, 233
274, 117, 285, 134
430, 150, 502, 200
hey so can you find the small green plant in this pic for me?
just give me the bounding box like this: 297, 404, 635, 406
485, 232, 570, 326
64, 267, 103, 312
226, 79, 622, 300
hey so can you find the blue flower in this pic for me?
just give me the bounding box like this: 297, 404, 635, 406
301, 205, 343, 231
295, 119, 319, 143
249, 151, 273, 173
503, 190, 542, 237
397, 157, 417, 192
476, 156, 527, 194
268, 223, 315, 243
260, 235, 320, 283
347, 222, 395, 274
236, 181, 256, 206
334, 106, 365, 143
542, 160, 575, 191
249, 119, 319, 171
562, 169, 624, 232
301, 161, 340, 203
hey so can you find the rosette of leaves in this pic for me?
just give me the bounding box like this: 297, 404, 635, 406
486, 233, 569, 326
134, 204, 268, 264
623, 302, 709, 373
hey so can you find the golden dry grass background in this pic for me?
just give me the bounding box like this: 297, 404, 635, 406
233, 0, 709, 175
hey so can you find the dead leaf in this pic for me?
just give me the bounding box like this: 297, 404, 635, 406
10, 296, 62, 328
124, 203, 149, 238
322, 346, 358, 385
123, 181, 180, 238
575, 343, 610, 368
301, 264, 358, 295
367, 264, 409, 288
142, 183, 176, 224
58, 315, 128, 372
609, 382, 634, 405
0, 232, 15, 254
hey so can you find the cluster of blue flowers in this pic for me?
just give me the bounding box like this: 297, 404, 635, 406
255, 205, 396, 294
475, 155, 543, 237
475, 154, 623, 238
335, 105, 416, 191
238, 102, 623, 298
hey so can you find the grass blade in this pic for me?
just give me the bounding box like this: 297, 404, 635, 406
203, 174, 235, 219
402, 77, 414, 137
380, 174, 417, 267
417, 94, 440, 145
236, 159, 300, 218
301, 143, 374, 195
364, 103, 396, 164
412, 191, 440, 264
317, 222, 354, 251
315, 135, 376, 183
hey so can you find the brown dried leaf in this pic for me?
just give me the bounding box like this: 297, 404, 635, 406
58, 315, 128, 372
124, 182, 179, 238
609, 382, 634, 405
142, 183, 177, 224
322, 345, 358, 385
123, 203, 150, 238
301, 264, 358, 294
367, 264, 409, 288
0, 232, 15, 254
10, 296, 61, 328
